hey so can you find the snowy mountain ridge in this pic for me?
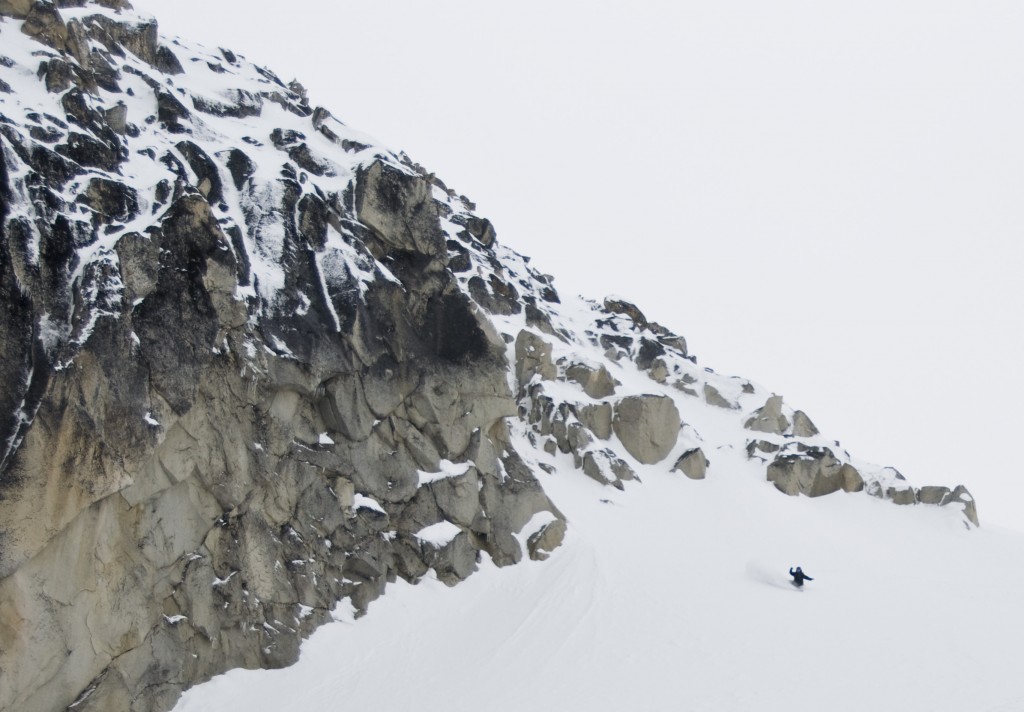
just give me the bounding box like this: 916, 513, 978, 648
0, 2, 981, 711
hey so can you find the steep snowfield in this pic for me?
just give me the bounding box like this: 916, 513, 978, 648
175, 409, 1024, 712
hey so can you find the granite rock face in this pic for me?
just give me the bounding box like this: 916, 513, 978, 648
0, 5, 561, 710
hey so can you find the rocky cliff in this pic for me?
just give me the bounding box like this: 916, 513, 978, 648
0, 3, 978, 711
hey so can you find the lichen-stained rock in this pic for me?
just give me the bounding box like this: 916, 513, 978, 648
612, 394, 681, 465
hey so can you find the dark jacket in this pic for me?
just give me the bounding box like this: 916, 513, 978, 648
789, 567, 813, 585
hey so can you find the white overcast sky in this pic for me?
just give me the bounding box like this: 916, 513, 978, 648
133, 0, 1024, 530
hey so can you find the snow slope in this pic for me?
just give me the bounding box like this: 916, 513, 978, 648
174, 442, 1024, 712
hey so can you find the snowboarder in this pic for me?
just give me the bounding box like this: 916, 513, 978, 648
789, 566, 813, 588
